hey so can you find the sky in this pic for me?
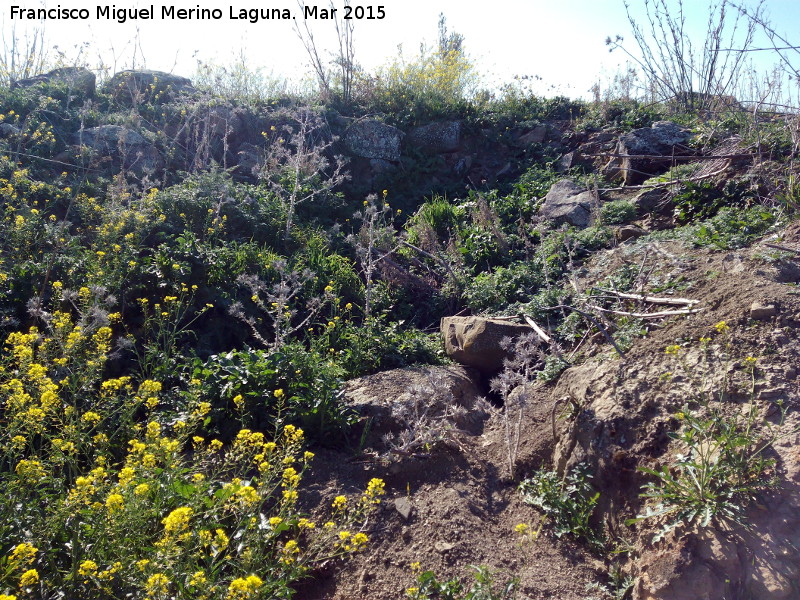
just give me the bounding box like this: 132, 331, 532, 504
3, 0, 800, 99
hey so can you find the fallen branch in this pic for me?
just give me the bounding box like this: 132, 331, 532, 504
522, 314, 552, 344
585, 152, 756, 161
598, 160, 731, 192
592, 287, 700, 306
764, 242, 800, 256
544, 305, 626, 358
587, 304, 705, 319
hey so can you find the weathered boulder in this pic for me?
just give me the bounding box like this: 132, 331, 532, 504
617, 224, 646, 242
633, 187, 672, 215
750, 301, 777, 320
344, 119, 402, 161
407, 121, 461, 154
515, 123, 560, 146
0, 124, 20, 139
72, 125, 163, 175
604, 121, 693, 185
12, 67, 96, 98
441, 316, 532, 374
105, 70, 196, 105
344, 365, 489, 451
235, 143, 263, 179
539, 179, 597, 228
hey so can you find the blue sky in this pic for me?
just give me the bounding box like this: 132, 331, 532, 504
3, 0, 798, 99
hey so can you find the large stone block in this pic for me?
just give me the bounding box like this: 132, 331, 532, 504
441, 316, 532, 374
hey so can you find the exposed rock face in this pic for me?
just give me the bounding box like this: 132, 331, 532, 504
105, 70, 196, 105
12, 67, 96, 98
179, 105, 258, 170
441, 316, 532, 374
633, 187, 672, 215
72, 125, 163, 175
344, 365, 489, 451
539, 179, 597, 228
604, 120, 693, 185
515, 124, 560, 146
344, 119, 402, 161
407, 121, 461, 154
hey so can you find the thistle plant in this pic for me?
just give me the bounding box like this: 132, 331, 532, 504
629, 322, 795, 541
490, 333, 544, 480
231, 259, 334, 351
257, 107, 348, 240
382, 369, 490, 456
346, 192, 401, 319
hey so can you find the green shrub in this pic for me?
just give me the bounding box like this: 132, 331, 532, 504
331, 317, 444, 378
691, 206, 777, 249
519, 463, 606, 552
463, 262, 545, 313
600, 200, 636, 225
190, 343, 354, 443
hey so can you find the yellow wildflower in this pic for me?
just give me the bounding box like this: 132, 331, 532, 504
19, 569, 39, 587
105, 493, 124, 513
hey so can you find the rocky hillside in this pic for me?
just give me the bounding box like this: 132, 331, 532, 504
1, 66, 799, 600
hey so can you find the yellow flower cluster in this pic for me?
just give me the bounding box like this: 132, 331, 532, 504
227, 574, 263, 599
361, 477, 386, 505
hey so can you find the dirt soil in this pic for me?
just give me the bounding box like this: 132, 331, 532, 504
300, 407, 602, 600
297, 225, 800, 600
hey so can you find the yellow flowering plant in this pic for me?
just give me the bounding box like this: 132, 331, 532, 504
0, 309, 383, 598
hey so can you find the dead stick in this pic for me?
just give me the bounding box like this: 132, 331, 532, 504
598, 161, 731, 192
764, 242, 800, 256
587, 305, 705, 319
522, 314, 552, 344
592, 287, 700, 306
544, 305, 626, 358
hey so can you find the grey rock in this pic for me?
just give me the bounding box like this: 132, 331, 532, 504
394, 497, 413, 521
517, 125, 548, 145
604, 120, 693, 185
633, 187, 672, 215
539, 179, 597, 228
407, 121, 461, 154
344, 119, 402, 161
12, 67, 96, 98
369, 158, 398, 174
434, 541, 454, 553
235, 143, 263, 178
617, 224, 646, 242
344, 365, 488, 449
750, 301, 777, 320
72, 125, 163, 175
105, 70, 195, 105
